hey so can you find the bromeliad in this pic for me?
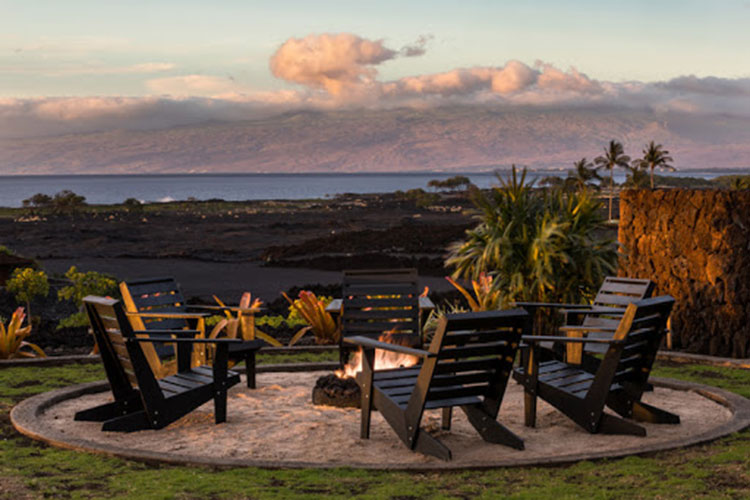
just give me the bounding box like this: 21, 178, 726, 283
0, 307, 46, 359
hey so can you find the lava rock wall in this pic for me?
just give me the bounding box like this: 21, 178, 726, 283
619, 189, 750, 358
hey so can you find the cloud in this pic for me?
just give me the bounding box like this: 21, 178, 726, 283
4, 32, 750, 139
146, 74, 239, 96
399, 34, 433, 57
270, 33, 397, 95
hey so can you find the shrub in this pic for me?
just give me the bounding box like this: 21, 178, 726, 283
56, 266, 118, 329
446, 166, 617, 307
123, 198, 144, 211
51, 190, 86, 214
22, 193, 52, 209
6, 267, 49, 320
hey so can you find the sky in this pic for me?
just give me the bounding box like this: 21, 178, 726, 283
1, 0, 750, 140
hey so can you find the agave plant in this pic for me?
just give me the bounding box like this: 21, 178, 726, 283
0, 307, 46, 359
446, 166, 617, 309
445, 273, 502, 312
283, 291, 339, 346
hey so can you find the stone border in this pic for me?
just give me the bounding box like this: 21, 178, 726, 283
11, 376, 750, 471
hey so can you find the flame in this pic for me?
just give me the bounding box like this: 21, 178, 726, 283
335, 331, 419, 378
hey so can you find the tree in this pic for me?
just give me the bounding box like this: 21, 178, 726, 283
427, 175, 472, 191
51, 190, 86, 214
22, 193, 52, 211
567, 157, 601, 192
631, 141, 675, 189
594, 140, 631, 221
446, 166, 617, 309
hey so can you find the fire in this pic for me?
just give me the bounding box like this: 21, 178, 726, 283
335, 331, 419, 378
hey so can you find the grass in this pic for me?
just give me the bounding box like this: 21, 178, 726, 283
1, 358, 749, 499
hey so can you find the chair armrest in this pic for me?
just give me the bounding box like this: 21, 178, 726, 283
132, 336, 243, 345
344, 336, 434, 358
325, 299, 343, 313
127, 312, 208, 319
563, 307, 625, 316
418, 296, 435, 310
559, 326, 618, 334
133, 329, 201, 337
514, 301, 590, 310
186, 304, 264, 314
521, 335, 623, 345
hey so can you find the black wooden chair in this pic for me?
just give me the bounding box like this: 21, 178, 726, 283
339, 268, 426, 365
515, 276, 655, 362
513, 296, 678, 436
346, 309, 528, 461
120, 277, 264, 385
75, 296, 246, 431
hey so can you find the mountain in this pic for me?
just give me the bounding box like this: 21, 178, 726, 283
1, 106, 749, 174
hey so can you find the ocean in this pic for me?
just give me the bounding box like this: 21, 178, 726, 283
0, 170, 742, 208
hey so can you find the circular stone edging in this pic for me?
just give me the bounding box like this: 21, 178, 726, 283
11, 376, 750, 471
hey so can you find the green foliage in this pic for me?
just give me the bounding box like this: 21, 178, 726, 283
123, 197, 144, 211
56, 266, 118, 329
6, 267, 49, 317
21, 192, 52, 208
394, 188, 440, 207
631, 141, 675, 189
0, 245, 14, 256
21, 190, 86, 214
713, 175, 750, 190
623, 167, 651, 188
427, 175, 472, 191
446, 166, 617, 307
57, 266, 118, 306
594, 140, 630, 220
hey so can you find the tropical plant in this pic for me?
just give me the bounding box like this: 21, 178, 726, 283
446, 166, 617, 309
56, 266, 118, 329
0, 307, 46, 359
729, 177, 750, 190
282, 291, 339, 345
623, 167, 650, 188
567, 157, 601, 192
6, 267, 49, 322
631, 141, 675, 189
212, 292, 282, 346
445, 273, 502, 312
594, 140, 631, 220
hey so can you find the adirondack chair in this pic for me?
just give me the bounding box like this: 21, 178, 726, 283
345, 309, 528, 461
515, 276, 655, 363
75, 296, 244, 432
339, 269, 426, 366
513, 296, 678, 436
120, 277, 265, 383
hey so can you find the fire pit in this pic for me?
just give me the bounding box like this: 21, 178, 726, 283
311, 332, 420, 408
312, 374, 361, 408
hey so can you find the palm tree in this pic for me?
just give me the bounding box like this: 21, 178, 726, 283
594, 140, 631, 221
632, 141, 675, 188
567, 157, 601, 192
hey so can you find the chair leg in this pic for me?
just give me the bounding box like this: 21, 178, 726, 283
74, 395, 140, 422
441, 407, 452, 430
462, 405, 524, 450
631, 401, 680, 424
597, 412, 647, 436
245, 351, 256, 389
101, 410, 152, 432
359, 348, 375, 439
412, 428, 452, 461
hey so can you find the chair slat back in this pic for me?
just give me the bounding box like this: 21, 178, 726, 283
417, 310, 526, 408
582, 277, 656, 352
342, 269, 421, 343
121, 277, 189, 331
84, 296, 162, 401
588, 296, 674, 400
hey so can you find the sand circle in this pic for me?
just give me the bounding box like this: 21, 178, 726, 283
12, 371, 750, 470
